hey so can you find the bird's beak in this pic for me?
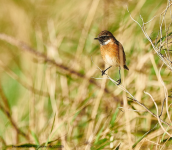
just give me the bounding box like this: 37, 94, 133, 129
94, 38, 99, 40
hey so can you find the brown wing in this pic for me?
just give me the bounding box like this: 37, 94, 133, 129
118, 42, 129, 70
119, 42, 126, 60
118, 42, 125, 65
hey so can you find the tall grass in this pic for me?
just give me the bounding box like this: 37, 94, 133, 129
0, 0, 172, 149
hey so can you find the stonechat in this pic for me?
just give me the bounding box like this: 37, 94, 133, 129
94, 30, 129, 85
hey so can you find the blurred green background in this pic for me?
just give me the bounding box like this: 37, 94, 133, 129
0, 0, 172, 149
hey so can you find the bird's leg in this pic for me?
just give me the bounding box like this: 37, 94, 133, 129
116, 67, 121, 85
102, 66, 112, 76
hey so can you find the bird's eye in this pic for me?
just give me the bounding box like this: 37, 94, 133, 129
101, 36, 108, 39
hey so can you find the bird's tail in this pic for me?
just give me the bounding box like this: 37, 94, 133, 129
124, 65, 129, 70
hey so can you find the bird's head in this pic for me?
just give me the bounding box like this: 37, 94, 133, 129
94, 30, 114, 45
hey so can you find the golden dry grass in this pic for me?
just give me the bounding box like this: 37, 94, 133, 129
0, 0, 172, 150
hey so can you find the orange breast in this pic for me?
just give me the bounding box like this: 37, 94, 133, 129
100, 42, 125, 67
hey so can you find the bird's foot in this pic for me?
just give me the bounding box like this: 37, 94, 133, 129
101, 66, 112, 76
116, 79, 121, 85
102, 70, 106, 76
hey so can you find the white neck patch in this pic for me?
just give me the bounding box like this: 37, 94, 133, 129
104, 39, 111, 45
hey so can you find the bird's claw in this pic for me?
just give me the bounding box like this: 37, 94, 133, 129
116, 79, 121, 85
102, 70, 106, 76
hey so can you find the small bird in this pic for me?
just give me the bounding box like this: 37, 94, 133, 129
94, 30, 129, 85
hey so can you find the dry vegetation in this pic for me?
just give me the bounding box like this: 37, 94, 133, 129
0, 0, 172, 150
